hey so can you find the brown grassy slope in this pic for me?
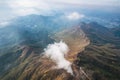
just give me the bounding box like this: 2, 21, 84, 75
53, 26, 90, 62
0, 26, 90, 80
77, 22, 120, 80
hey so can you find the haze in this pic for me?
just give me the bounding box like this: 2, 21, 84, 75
0, 0, 120, 22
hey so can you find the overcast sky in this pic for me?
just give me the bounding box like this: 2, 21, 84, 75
0, 0, 120, 22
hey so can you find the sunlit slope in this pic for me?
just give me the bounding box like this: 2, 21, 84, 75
0, 46, 90, 80
53, 26, 90, 62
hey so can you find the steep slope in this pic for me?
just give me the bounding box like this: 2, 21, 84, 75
80, 22, 120, 45
0, 26, 90, 80
53, 26, 90, 61
77, 22, 120, 80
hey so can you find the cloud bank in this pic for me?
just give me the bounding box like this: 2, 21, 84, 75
44, 41, 73, 75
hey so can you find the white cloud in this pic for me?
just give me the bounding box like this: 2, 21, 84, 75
44, 41, 73, 75
0, 21, 10, 28
66, 12, 85, 20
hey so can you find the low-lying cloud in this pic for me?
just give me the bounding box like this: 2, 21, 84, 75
66, 12, 85, 20
44, 41, 73, 75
